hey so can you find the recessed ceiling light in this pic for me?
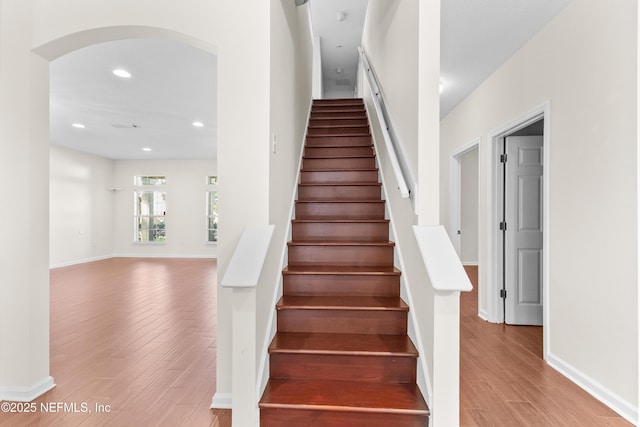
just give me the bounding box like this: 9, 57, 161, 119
113, 69, 132, 78
72, 123, 86, 129
192, 121, 204, 128
336, 68, 343, 74
142, 147, 152, 152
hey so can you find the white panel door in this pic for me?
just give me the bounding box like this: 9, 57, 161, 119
505, 136, 543, 325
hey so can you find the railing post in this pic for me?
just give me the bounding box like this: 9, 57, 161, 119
220, 225, 275, 427
413, 225, 472, 426
432, 290, 462, 427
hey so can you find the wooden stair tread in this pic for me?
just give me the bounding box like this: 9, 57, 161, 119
310, 116, 367, 120
306, 133, 370, 137
295, 199, 383, 203
288, 240, 394, 247
302, 167, 376, 172
300, 168, 378, 172
297, 182, 381, 186
292, 219, 389, 224
259, 379, 429, 415
277, 296, 408, 311
310, 109, 366, 114
309, 123, 368, 128
304, 143, 373, 147
303, 155, 375, 160
269, 332, 417, 356
283, 265, 400, 275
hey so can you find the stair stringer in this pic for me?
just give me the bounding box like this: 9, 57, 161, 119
364, 101, 434, 408
256, 100, 313, 408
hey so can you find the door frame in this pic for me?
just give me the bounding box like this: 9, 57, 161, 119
487, 102, 551, 358
449, 137, 481, 257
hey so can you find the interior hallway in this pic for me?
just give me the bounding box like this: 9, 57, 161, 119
461, 266, 631, 426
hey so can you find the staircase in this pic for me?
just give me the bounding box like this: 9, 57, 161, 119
259, 99, 429, 426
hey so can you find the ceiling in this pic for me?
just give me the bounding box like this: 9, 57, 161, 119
49, 0, 571, 160
313, 0, 572, 116
50, 38, 217, 160
309, 0, 369, 97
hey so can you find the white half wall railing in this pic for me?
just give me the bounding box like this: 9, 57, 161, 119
219, 225, 275, 427
414, 225, 472, 427
358, 46, 416, 204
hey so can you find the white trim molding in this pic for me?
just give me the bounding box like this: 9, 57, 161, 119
547, 354, 638, 425
49, 255, 113, 269
0, 376, 55, 402
210, 392, 232, 409
486, 102, 550, 334
449, 137, 481, 254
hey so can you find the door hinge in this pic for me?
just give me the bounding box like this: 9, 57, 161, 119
500, 289, 507, 299
499, 221, 507, 231
500, 154, 508, 163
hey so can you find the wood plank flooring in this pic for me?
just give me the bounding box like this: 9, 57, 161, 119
0, 260, 630, 426
461, 265, 631, 426
0, 258, 230, 427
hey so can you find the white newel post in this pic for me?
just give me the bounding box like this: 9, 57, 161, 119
414, 226, 472, 426
221, 226, 275, 427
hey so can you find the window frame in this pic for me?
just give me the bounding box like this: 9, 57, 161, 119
206, 176, 218, 244
133, 176, 167, 244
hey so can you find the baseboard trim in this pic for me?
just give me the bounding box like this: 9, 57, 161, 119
462, 262, 479, 266
478, 309, 489, 322
211, 392, 232, 409
113, 254, 217, 259
546, 353, 638, 425
50, 255, 112, 269
51, 254, 217, 269
0, 376, 55, 402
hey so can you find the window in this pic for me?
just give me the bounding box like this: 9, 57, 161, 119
135, 175, 166, 186
134, 176, 166, 243
206, 176, 218, 243
135, 191, 166, 242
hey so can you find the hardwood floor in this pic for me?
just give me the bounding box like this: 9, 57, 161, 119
0, 260, 630, 426
0, 258, 231, 427
461, 265, 631, 426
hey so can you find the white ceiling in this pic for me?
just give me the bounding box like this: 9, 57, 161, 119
309, 0, 369, 97
440, 0, 572, 117
50, 38, 217, 160
313, 0, 572, 116
49, 0, 571, 160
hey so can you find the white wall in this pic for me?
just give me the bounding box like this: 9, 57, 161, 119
50, 149, 217, 265
362, 1, 419, 184
1, 0, 222, 399
460, 148, 478, 264
50, 146, 115, 267
0, 1, 53, 398
112, 159, 217, 258
256, 0, 313, 386
440, 0, 638, 420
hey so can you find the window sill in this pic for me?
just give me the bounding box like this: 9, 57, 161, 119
133, 241, 167, 245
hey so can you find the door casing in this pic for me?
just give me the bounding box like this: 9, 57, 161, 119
449, 138, 481, 256
487, 102, 551, 359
